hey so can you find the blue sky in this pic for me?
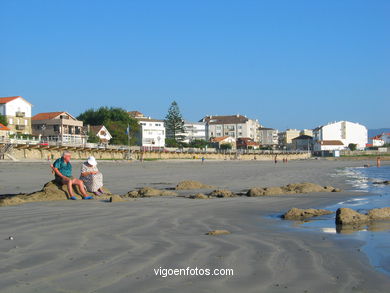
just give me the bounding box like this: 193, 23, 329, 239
1, 0, 389, 130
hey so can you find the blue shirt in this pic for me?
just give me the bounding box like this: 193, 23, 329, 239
53, 157, 72, 177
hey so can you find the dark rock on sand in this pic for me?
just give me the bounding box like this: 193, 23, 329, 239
247, 182, 341, 196
208, 189, 236, 198
205, 230, 231, 235
283, 208, 333, 220
372, 180, 390, 185
189, 193, 209, 199
175, 180, 214, 190
124, 187, 177, 198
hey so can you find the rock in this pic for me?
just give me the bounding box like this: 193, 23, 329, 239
208, 189, 235, 198
283, 208, 333, 220
373, 181, 390, 185
108, 195, 126, 202
124, 187, 177, 198
335, 208, 369, 225
205, 230, 231, 235
247, 182, 341, 197
0, 181, 118, 207
189, 193, 209, 199
368, 207, 390, 220
175, 180, 213, 190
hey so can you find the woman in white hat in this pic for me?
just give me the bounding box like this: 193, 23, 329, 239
80, 156, 104, 195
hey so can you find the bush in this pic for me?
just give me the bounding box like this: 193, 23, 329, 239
348, 143, 357, 151
220, 143, 232, 150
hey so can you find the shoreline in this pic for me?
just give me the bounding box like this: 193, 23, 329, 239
0, 160, 389, 292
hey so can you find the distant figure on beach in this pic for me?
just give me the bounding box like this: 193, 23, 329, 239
80, 156, 105, 196
274, 155, 278, 164
201, 156, 205, 164
51, 151, 93, 200
377, 157, 381, 168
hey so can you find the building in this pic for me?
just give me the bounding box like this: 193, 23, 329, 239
291, 135, 313, 151
87, 125, 112, 144
0, 123, 10, 141
236, 137, 260, 149
32, 112, 87, 144
278, 129, 301, 149
210, 136, 236, 149
258, 127, 278, 147
369, 133, 390, 147
313, 121, 367, 150
300, 129, 313, 137
0, 96, 32, 135
177, 121, 206, 143
201, 114, 260, 141
129, 111, 165, 147
313, 140, 345, 152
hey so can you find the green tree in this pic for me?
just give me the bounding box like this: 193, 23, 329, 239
77, 107, 139, 145
189, 139, 209, 148
348, 143, 357, 151
220, 143, 232, 150
165, 101, 185, 141
0, 114, 7, 126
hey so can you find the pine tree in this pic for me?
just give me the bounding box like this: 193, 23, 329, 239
165, 101, 185, 141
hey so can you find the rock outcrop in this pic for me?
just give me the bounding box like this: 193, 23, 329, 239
368, 207, 390, 220
335, 208, 369, 225
247, 182, 341, 196
208, 189, 236, 198
372, 181, 390, 185
283, 208, 333, 220
124, 187, 177, 198
189, 193, 209, 199
205, 230, 231, 235
0, 181, 115, 206
175, 180, 213, 190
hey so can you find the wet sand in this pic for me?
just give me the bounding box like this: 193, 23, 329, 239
0, 159, 390, 292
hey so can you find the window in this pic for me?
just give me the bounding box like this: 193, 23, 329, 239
24, 119, 28, 126
53, 125, 59, 132
216, 125, 222, 130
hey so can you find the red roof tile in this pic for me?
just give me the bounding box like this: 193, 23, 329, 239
0, 123, 10, 131
32, 112, 66, 120
0, 96, 21, 104
319, 140, 344, 146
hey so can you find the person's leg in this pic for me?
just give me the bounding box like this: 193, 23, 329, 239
62, 177, 75, 198
72, 178, 89, 198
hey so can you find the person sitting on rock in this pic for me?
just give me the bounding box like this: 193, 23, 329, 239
51, 151, 93, 200
79, 156, 105, 196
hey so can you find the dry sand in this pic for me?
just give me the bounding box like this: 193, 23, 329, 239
0, 159, 389, 292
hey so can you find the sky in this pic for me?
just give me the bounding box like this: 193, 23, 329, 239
0, 0, 389, 130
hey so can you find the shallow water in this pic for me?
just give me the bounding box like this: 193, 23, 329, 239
287, 165, 390, 275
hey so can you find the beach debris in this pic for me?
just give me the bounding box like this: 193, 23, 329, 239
189, 193, 209, 199
283, 208, 333, 220
247, 182, 341, 196
175, 180, 214, 190
8, 236, 14, 240
208, 189, 236, 198
124, 187, 177, 198
205, 230, 231, 236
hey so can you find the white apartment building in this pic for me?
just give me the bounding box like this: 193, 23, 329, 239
178, 121, 206, 143
258, 127, 278, 147
201, 114, 260, 141
129, 111, 166, 147
0, 96, 32, 135
313, 121, 367, 150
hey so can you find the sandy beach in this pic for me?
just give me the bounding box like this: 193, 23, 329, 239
1, 159, 390, 292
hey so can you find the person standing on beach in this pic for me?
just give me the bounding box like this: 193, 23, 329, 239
51, 151, 93, 200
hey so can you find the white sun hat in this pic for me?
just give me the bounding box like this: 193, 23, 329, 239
87, 156, 97, 166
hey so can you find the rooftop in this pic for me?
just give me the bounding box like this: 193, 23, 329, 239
0, 123, 10, 131
32, 112, 76, 121
0, 96, 32, 105
201, 115, 251, 125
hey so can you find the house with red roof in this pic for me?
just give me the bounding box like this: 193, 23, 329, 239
210, 136, 236, 149
0, 96, 33, 135
32, 111, 87, 144
0, 123, 10, 141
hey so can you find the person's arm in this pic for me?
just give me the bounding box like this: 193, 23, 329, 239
52, 166, 67, 179
81, 171, 97, 177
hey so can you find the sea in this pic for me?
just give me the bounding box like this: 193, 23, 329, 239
284, 165, 390, 275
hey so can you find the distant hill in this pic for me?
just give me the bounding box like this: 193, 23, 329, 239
368, 128, 390, 138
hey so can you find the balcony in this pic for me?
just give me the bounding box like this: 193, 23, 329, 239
16, 125, 26, 130
16, 111, 25, 117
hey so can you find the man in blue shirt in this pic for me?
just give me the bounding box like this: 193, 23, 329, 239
52, 151, 93, 200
